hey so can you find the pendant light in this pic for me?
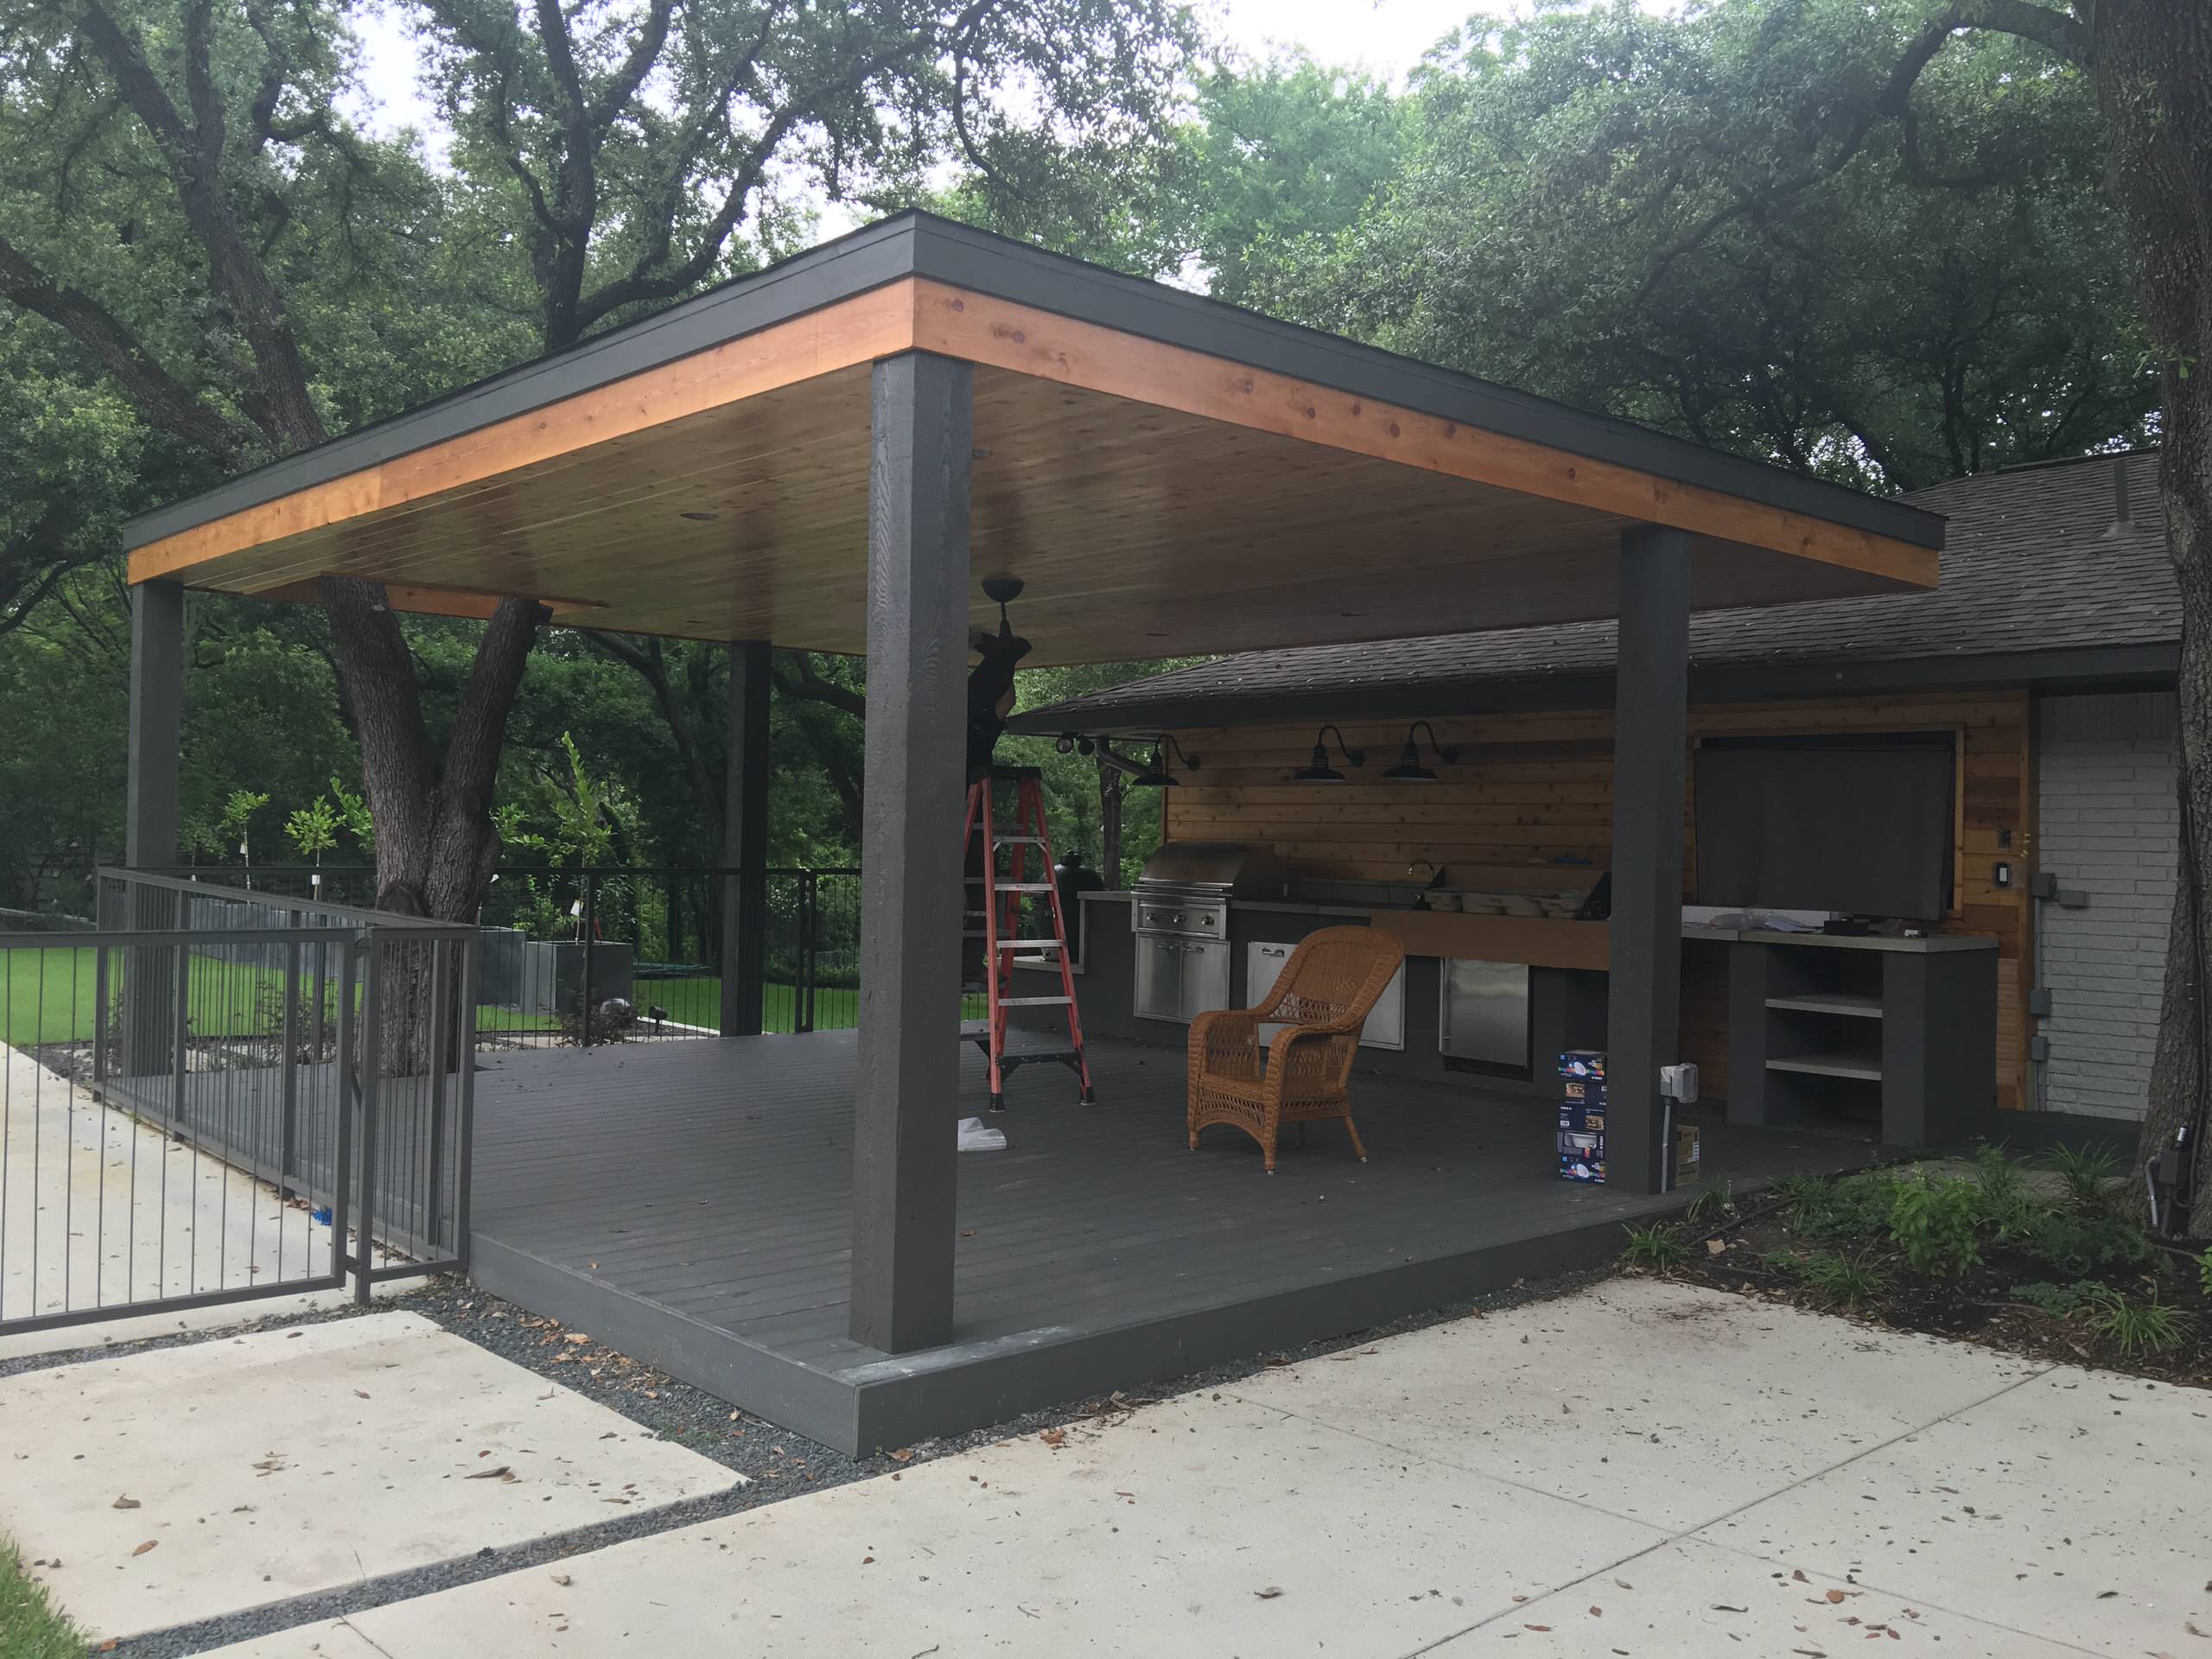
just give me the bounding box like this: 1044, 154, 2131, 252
1382, 720, 1459, 783
1294, 725, 1365, 784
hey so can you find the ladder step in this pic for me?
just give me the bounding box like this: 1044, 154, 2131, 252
998, 939, 1062, 950
994, 836, 1046, 845
1000, 995, 1073, 1007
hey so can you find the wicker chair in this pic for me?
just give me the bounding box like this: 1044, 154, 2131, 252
1186, 925, 1407, 1173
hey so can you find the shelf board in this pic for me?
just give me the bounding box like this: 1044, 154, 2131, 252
1767, 1052, 1884, 1083
1767, 994, 1884, 1020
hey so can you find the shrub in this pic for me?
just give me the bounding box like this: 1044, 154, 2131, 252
2012, 1280, 2101, 1318
2081, 1287, 2191, 1357
1684, 1181, 1737, 1228
1796, 1170, 1900, 1243
2202, 1247, 2212, 1300
1619, 1223, 1688, 1269
1799, 1251, 1891, 1308
2017, 1207, 2153, 1279
1762, 1249, 1803, 1276
2042, 1142, 2122, 1209
1971, 1144, 2047, 1241
1887, 1171, 1985, 1278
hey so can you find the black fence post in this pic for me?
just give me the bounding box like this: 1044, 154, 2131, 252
580, 872, 597, 1049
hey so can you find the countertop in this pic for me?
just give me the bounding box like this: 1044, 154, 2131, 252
1077, 890, 1995, 954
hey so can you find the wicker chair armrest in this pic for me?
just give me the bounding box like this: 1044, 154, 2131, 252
1190, 1007, 1266, 1073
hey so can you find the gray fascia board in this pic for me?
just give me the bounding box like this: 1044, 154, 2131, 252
124, 216, 926, 550
1006, 642, 2179, 736
128, 208, 1942, 558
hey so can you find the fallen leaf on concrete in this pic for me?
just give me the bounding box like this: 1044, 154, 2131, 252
1712, 1605, 1747, 1613
564, 1332, 591, 1344
1825, 1590, 1848, 1604
1707, 1238, 1726, 1255
1614, 1580, 1632, 1590
1589, 1605, 1603, 1617
130, 1541, 156, 1557
465, 1465, 512, 1480
353, 1390, 370, 1400
111, 1497, 140, 1510
1255, 1587, 1284, 1600
1038, 1428, 1066, 1447
887, 1448, 915, 1463
1523, 1625, 1551, 1633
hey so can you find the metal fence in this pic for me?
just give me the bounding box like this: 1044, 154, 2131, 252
0, 871, 476, 1335
138, 863, 884, 1042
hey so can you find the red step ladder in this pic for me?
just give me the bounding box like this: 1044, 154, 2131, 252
962, 766, 1094, 1112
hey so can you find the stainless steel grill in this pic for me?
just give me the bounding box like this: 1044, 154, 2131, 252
1131, 843, 1286, 1023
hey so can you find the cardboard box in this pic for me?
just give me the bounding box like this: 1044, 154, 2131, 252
1558, 1049, 1605, 1083
1674, 1120, 1702, 1186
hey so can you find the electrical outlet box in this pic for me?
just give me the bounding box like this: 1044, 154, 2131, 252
1993, 861, 2012, 888
1660, 1062, 1700, 1104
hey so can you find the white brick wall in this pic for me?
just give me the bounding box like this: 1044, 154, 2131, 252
2035, 691, 2178, 1120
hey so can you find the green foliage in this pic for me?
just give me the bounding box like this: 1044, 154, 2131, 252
1683, 1180, 1737, 1228
2201, 1248, 2212, 1300
1798, 1251, 1891, 1310
0, 1534, 87, 1659
2080, 1287, 2191, 1358
1762, 1249, 1803, 1276
2042, 1142, 2123, 1208
283, 798, 341, 864
1970, 1143, 2044, 1241
2017, 1207, 2155, 1279
1886, 1171, 1985, 1278
2012, 1280, 2101, 1319
1300, 1, 2152, 488
1791, 1169, 1900, 1243
1619, 1222, 1689, 1270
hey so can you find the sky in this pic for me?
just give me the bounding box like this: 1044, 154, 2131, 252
346, 0, 1481, 143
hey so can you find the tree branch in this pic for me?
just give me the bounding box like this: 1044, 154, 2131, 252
0, 232, 254, 462
771, 649, 866, 721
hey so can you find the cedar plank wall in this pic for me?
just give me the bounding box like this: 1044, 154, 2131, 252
1163, 690, 2035, 1110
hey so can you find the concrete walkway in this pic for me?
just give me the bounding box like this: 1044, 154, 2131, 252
209, 1279, 2210, 1657
0, 1312, 739, 1642
1, 1040, 334, 1339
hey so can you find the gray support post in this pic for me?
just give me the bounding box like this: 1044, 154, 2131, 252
124, 580, 187, 1084
126, 580, 186, 868
1605, 524, 1693, 1194
849, 351, 971, 1353
720, 640, 773, 1036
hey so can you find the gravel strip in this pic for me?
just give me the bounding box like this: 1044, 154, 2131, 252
27, 1265, 1606, 1657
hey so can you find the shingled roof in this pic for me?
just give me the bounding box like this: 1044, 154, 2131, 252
1008, 450, 2177, 736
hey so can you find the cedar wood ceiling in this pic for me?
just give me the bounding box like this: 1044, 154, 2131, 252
124, 216, 1942, 667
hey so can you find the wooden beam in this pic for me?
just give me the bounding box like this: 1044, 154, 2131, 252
129, 280, 922, 585
909, 279, 1936, 592
246, 578, 606, 620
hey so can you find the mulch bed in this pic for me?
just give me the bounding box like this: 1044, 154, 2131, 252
1653, 1183, 2212, 1389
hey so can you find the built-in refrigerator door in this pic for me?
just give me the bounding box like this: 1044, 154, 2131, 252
1439, 958, 1531, 1072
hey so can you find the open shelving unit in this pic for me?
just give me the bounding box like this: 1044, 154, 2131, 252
1727, 933, 1995, 1146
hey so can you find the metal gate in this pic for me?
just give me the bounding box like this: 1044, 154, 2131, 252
0, 872, 477, 1336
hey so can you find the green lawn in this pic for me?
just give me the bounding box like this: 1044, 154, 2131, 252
0, 1539, 85, 1659
2, 949, 978, 1049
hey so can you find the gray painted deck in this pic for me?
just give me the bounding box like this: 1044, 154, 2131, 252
467, 1033, 1874, 1454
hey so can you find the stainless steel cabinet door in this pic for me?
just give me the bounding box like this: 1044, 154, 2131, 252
1180, 940, 1231, 1021
1438, 959, 1531, 1069
1134, 938, 1183, 1021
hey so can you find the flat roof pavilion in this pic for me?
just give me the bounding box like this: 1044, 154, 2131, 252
125, 212, 1938, 661
121, 211, 1945, 1367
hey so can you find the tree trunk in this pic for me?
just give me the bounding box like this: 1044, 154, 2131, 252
2089, 0, 2212, 1230
1098, 758, 1125, 887
318, 578, 547, 1070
